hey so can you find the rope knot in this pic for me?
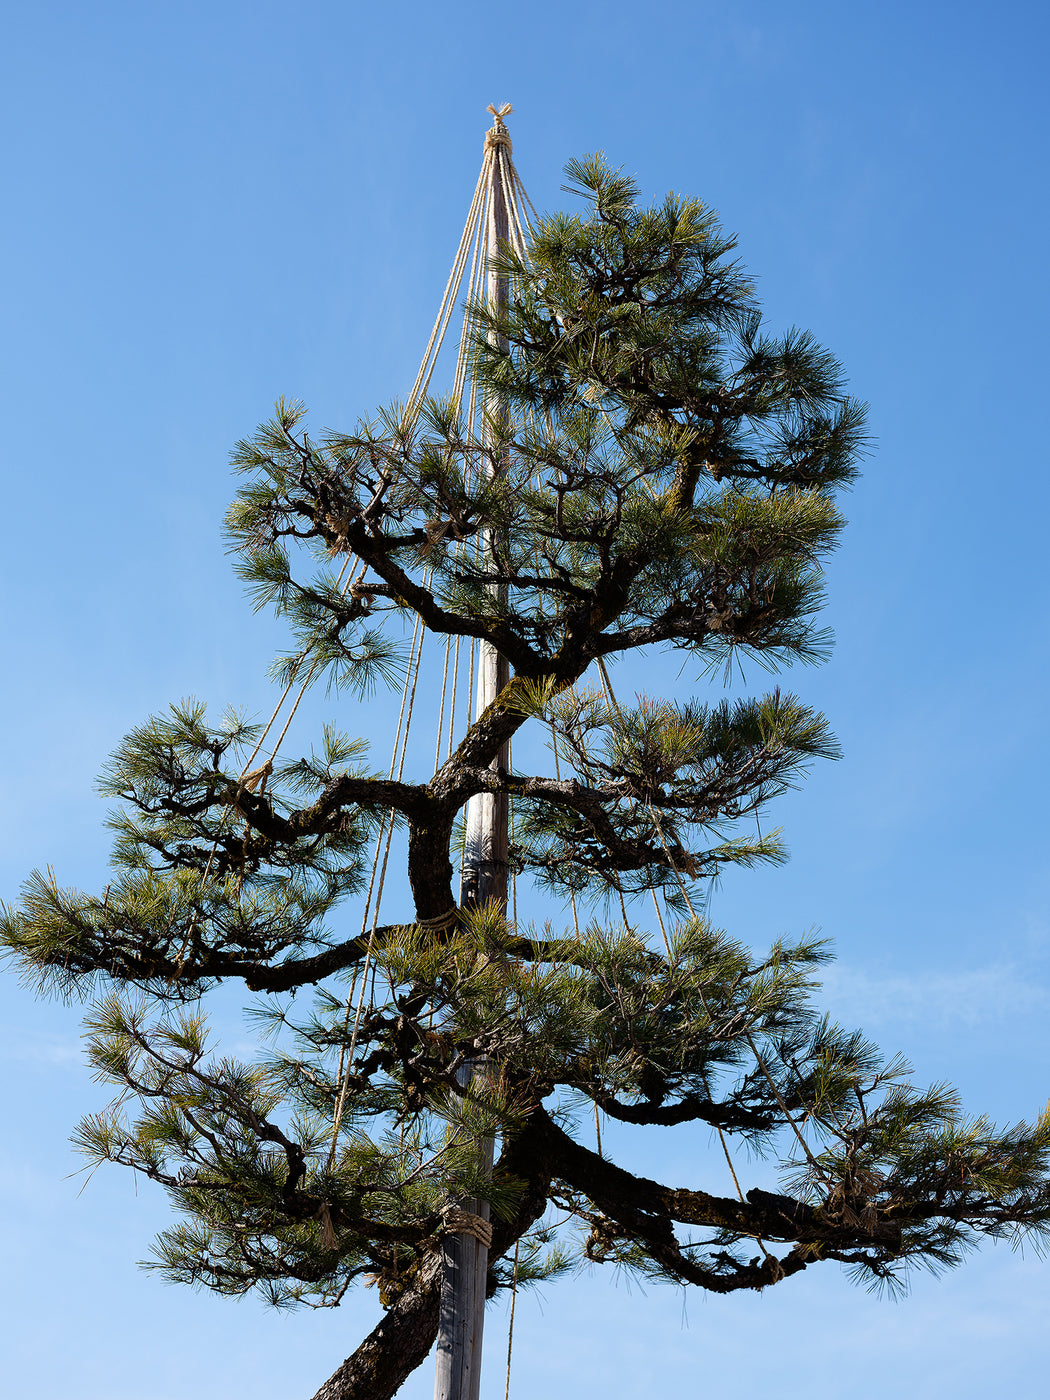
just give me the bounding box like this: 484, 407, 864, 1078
317, 1201, 339, 1250
485, 102, 513, 153
485, 127, 512, 153
441, 1206, 493, 1248
235, 758, 273, 798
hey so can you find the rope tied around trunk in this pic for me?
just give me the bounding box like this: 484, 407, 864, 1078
441, 1207, 493, 1248
405, 908, 461, 933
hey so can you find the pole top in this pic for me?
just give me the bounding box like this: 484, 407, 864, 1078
484, 102, 513, 153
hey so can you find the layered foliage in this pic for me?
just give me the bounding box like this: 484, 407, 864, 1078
4, 159, 1048, 1400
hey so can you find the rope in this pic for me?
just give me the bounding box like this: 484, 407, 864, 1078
434, 634, 453, 775
173, 553, 365, 972
176, 141, 489, 964
596, 656, 829, 1198
445, 634, 462, 762
325, 112, 542, 1149
508, 739, 518, 933
407, 161, 489, 419
406, 909, 460, 933
327, 600, 429, 1167
441, 1207, 493, 1248
503, 1238, 520, 1400
645, 798, 827, 1179
328, 129, 512, 1091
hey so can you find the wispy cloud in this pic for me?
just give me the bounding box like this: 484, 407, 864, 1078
819, 961, 1050, 1030
0, 1033, 85, 1067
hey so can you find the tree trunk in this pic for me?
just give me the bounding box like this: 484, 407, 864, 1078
309, 1255, 443, 1400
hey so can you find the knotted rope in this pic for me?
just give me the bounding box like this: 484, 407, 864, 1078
485, 103, 514, 154
441, 1206, 494, 1249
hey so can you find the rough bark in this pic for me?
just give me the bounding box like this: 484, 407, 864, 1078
308, 1255, 443, 1400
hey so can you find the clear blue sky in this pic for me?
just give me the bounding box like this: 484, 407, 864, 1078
2, 3, 1049, 1397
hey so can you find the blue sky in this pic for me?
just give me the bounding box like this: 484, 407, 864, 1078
2, 2, 1049, 1396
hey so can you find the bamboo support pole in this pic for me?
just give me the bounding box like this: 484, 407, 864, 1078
433, 109, 512, 1400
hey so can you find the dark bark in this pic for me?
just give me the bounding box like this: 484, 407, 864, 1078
308, 1254, 444, 1400
529, 1109, 905, 1277
590, 1086, 776, 1132
406, 811, 458, 922
233, 776, 427, 842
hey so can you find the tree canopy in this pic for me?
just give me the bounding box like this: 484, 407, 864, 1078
4, 158, 1049, 1400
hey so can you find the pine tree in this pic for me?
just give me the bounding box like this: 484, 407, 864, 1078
5, 158, 1050, 1400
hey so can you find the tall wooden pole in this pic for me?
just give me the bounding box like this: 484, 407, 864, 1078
433, 110, 512, 1400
